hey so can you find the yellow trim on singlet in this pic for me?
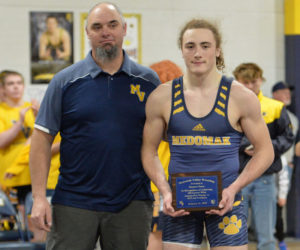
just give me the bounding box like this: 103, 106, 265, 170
174, 99, 182, 107
217, 101, 225, 109
174, 90, 181, 98
214, 107, 225, 117
173, 106, 184, 115
222, 85, 228, 91
220, 92, 226, 100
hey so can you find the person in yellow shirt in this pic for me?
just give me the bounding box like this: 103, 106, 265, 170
147, 60, 183, 250
5, 134, 61, 191
45, 134, 61, 190
0, 70, 39, 231
5, 134, 61, 242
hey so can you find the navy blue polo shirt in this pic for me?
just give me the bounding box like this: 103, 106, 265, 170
35, 51, 160, 212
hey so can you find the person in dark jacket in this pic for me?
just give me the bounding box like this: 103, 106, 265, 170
233, 63, 294, 250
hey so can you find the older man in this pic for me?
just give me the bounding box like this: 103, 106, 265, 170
30, 2, 160, 250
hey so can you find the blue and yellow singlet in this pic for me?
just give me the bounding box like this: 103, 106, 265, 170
167, 76, 243, 189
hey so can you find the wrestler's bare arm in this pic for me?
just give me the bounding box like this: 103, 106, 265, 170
142, 83, 171, 194
142, 83, 189, 217
207, 81, 274, 216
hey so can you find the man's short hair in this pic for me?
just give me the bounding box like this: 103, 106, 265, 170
87, 2, 125, 27
0, 70, 24, 86
233, 63, 265, 82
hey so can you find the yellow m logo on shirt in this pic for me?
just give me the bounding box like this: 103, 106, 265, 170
130, 84, 145, 102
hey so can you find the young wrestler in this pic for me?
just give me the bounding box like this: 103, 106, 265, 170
142, 19, 274, 249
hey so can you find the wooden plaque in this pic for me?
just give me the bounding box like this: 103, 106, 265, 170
171, 171, 222, 211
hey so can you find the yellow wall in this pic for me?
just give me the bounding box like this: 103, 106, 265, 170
285, 0, 300, 35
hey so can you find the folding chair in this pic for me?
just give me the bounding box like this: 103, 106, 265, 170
0, 189, 26, 241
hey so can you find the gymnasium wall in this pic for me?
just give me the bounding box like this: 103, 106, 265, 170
0, 0, 284, 101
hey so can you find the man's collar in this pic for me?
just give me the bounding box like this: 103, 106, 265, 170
120, 52, 132, 75
85, 50, 132, 78
85, 52, 102, 78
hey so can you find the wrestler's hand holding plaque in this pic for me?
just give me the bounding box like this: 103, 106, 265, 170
171, 171, 222, 211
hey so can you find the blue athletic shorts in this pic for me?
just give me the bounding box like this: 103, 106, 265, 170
162, 197, 248, 247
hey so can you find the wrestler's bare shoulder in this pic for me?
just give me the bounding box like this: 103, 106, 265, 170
231, 80, 259, 103
147, 80, 172, 104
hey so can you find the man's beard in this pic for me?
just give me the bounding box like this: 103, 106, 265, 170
95, 45, 118, 62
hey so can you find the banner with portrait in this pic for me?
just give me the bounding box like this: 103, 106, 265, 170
30, 12, 74, 84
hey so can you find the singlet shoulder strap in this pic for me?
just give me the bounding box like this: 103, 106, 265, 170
171, 77, 185, 116
214, 76, 234, 118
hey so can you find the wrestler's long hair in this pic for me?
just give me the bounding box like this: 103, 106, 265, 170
178, 19, 225, 72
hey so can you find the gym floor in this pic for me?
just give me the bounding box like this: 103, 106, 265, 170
200, 237, 300, 249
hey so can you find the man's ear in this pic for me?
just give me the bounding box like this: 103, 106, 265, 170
123, 22, 127, 37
